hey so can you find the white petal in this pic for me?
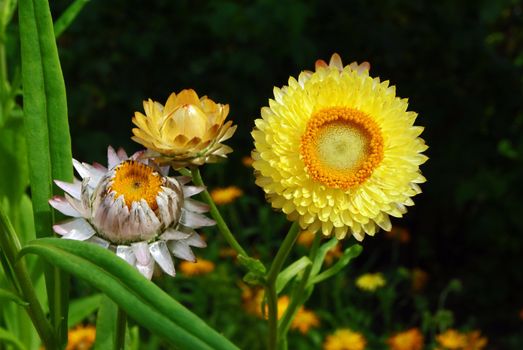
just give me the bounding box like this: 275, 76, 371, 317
168, 241, 196, 262
182, 186, 205, 198
184, 198, 209, 213
175, 176, 192, 185
53, 218, 96, 241
49, 196, 82, 217
107, 146, 121, 170
159, 166, 170, 176
184, 233, 207, 248
116, 147, 128, 160
135, 259, 154, 280
149, 241, 176, 277
180, 209, 215, 228
116, 245, 136, 266
54, 179, 82, 199
87, 236, 110, 248
131, 242, 151, 266
64, 193, 89, 217
160, 228, 191, 241
72, 159, 91, 180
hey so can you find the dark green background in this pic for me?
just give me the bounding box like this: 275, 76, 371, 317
52, 0, 523, 348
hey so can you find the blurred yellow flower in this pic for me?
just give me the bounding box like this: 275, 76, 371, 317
385, 226, 411, 243
210, 186, 243, 205
179, 257, 215, 276
324, 243, 343, 266
356, 273, 386, 292
297, 230, 316, 247
66, 325, 96, 350
411, 268, 429, 293
436, 329, 467, 349
387, 328, 424, 350
323, 329, 366, 350
132, 89, 236, 167
291, 308, 320, 334
464, 331, 487, 350
252, 53, 427, 240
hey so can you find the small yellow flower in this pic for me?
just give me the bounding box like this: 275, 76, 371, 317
132, 89, 236, 167
436, 329, 468, 349
210, 186, 243, 205
385, 226, 411, 243
291, 308, 320, 334
464, 331, 487, 350
179, 257, 215, 276
297, 230, 316, 247
66, 325, 96, 350
323, 329, 366, 350
356, 273, 386, 292
411, 268, 429, 293
387, 328, 424, 350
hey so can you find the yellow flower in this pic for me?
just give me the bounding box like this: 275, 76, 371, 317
411, 268, 429, 293
387, 328, 424, 350
179, 257, 215, 276
132, 89, 236, 168
323, 329, 366, 350
356, 273, 386, 292
464, 331, 487, 350
66, 325, 96, 350
297, 230, 316, 247
436, 329, 468, 349
210, 186, 243, 205
291, 308, 320, 334
252, 53, 427, 240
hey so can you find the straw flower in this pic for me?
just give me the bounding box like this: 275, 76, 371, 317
66, 325, 95, 350
464, 331, 487, 350
132, 89, 236, 168
436, 329, 468, 349
323, 329, 366, 350
179, 257, 215, 276
49, 146, 212, 279
356, 273, 386, 292
252, 53, 427, 240
387, 328, 424, 350
210, 186, 243, 205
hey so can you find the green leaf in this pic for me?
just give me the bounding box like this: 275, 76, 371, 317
20, 238, 239, 350
275, 256, 312, 294
309, 244, 362, 285
238, 254, 267, 286
94, 296, 117, 350
242, 272, 265, 286
54, 0, 90, 38
68, 293, 103, 328
0, 288, 28, 306
309, 238, 338, 278
0, 327, 27, 350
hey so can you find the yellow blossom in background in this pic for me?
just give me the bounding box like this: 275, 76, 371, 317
242, 156, 254, 167
297, 230, 316, 247
436, 329, 468, 349
66, 325, 96, 350
385, 226, 411, 243
179, 257, 215, 276
387, 328, 424, 350
323, 329, 366, 350
291, 308, 320, 334
324, 243, 343, 265
132, 89, 236, 168
411, 268, 429, 293
356, 273, 386, 292
210, 186, 243, 205
252, 53, 427, 240
464, 331, 487, 350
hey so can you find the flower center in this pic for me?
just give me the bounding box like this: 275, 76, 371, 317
300, 107, 384, 189
109, 161, 163, 210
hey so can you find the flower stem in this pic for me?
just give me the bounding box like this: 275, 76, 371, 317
265, 222, 300, 350
0, 208, 56, 349
190, 167, 249, 257
114, 307, 127, 350
277, 233, 321, 348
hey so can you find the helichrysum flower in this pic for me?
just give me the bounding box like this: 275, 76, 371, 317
66, 325, 95, 350
179, 257, 215, 276
356, 272, 386, 292
49, 146, 213, 279
210, 186, 243, 205
323, 329, 367, 350
131, 89, 236, 168
464, 331, 487, 350
387, 328, 424, 350
436, 329, 468, 349
292, 308, 320, 334
252, 53, 427, 240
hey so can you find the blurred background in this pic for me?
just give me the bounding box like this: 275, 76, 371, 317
50, 0, 523, 348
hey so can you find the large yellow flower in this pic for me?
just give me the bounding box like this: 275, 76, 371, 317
132, 89, 236, 168
252, 54, 427, 239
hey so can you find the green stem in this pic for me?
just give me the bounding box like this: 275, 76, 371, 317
0, 208, 56, 349
265, 222, 300, 350
190, 167, 249, 257
277, 234, 321, 348
114, 307, 127, 350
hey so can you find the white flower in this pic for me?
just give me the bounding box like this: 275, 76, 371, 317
49, 146, 214, 279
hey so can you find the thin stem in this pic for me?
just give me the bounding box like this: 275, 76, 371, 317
0, 209, 56, 349
265, 222, 300, 350
114, 307, 127, 350
190, 167, 249, 257
277, 234, 321, 348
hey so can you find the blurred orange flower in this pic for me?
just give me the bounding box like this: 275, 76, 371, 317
210, 186, 243, 205
179, 257, 215, 276
387, 328, 424, 350
66, 325, 96, 350
385, 226, 410, 243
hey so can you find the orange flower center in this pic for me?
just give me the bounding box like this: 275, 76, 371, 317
109, 161, 163, 210
300, 107, 384, 189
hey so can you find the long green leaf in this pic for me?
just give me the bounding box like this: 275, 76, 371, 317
0, 287, 28, 306
94, 296, 117, 350
0, 326, 27, 350
275, 256, 312, 294
309, 244, 363, 285
54, 0, 89, 38
68, 293, 103, 328
20, 238, 240, 350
